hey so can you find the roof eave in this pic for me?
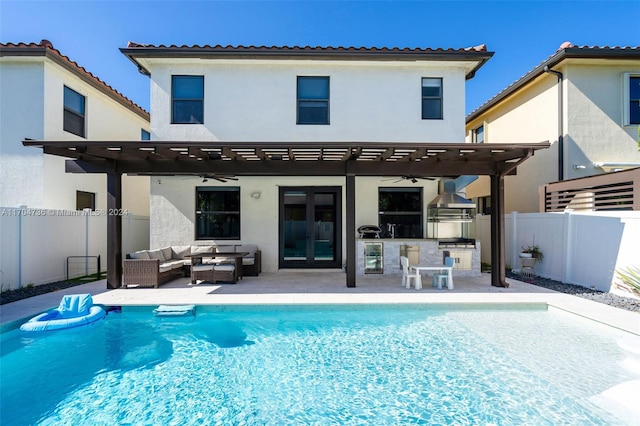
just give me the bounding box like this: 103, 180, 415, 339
466, 47, 640, 123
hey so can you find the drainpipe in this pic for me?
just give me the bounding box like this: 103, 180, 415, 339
544, 66, 564, 181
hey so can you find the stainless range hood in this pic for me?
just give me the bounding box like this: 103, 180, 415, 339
427, 192, 476, 209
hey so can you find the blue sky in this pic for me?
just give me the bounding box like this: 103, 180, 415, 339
1, 1, 638, 115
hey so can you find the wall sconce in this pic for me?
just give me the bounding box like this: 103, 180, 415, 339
250, 191, 261, 199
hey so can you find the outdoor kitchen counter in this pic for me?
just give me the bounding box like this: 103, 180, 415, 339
356, 239, 481, 277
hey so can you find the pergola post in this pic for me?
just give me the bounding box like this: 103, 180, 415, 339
490, 174, 508, 287
106, 169, 123, 289
346, 172, 356, 287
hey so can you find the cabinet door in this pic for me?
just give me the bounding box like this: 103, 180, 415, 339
449, 251, 472, 270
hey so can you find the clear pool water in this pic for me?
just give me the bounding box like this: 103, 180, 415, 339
1, 304, 638, 425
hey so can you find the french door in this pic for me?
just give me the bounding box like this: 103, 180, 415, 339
279, 187, 342, 268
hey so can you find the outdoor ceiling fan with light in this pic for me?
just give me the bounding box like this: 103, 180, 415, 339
200, 174, 238, 183
382, 175, 436, 184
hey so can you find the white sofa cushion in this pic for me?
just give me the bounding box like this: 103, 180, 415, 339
161, 247, 173, 261
191, 245, 214, 254
171, 245, 191, 260
148, 249, 165, 261
215, 245, 236, 253
242, 258, 255, 266
130, 250, 151, 260
213, 264, 235, 272
236, 244, 257, 256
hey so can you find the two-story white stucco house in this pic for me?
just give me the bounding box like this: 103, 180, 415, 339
0, 40, 150, 215
465, 42, 640, 214
118, 43, 499, 276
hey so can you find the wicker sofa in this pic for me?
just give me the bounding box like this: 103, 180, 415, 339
123, 244, 261, 288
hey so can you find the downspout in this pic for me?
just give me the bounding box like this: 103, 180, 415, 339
544, 66, 564, 180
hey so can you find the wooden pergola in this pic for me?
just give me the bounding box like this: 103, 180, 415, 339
23, 140, 549, 289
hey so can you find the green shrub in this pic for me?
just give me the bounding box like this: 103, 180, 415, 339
617, 266, 640, 295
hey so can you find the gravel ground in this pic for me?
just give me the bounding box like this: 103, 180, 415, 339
507, 271, 640, 313
2, 275, 640, 313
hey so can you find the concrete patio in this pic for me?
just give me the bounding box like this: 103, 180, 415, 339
2, 270, 638, 335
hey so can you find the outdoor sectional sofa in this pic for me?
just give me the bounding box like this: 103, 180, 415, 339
123, 244, 261, 288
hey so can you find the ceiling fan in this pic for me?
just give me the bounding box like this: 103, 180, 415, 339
382, 175, 436, 184
201, 174, 238, 183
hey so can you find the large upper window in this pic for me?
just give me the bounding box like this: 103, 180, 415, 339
195, 187, 240, 240
63, 86, 86, 137
628, 75, 640, 125
297, 76, 329, 124
378, 187, 423, 238
421, 78, 443, 120
172, 75, 204, 124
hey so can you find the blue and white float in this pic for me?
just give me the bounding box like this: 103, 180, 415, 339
20, 293, 106, 332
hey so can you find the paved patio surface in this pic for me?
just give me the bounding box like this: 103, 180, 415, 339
2, 271, 639, 335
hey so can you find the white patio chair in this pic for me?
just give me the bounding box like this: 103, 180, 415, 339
401, 256, 422, 290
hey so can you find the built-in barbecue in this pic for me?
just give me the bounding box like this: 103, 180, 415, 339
427, 176, 477, 248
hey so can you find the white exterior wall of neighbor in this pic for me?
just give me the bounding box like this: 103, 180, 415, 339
0, 56, 151, 215
466, 59, 640, 214
147, 58, 465, 271
465, 73, 560, 213
0, 61, 46, 208
149, 59, 470, 142
564, 63, 640, 175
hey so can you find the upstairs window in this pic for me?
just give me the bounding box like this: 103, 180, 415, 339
297, 76, 329, 124
63, 86, 86, 137
628, 75, 640, 125
172, 75, 204, 124
472, 125, 485, 143
195, 187, 240, 240
421, 78, 443, 120
141, 129, 151, 140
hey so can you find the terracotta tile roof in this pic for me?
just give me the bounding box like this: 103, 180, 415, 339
0, 40, 149, 120
121, 42, 493, 79
466, 42, 640, 122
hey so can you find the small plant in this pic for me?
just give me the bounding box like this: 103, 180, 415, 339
617, 266, 640, 295
521, 245, 544, 262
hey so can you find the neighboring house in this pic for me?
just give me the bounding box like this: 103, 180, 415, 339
465, 42, 640, 214
0, 40, 150, 215
120, 43, 493, 273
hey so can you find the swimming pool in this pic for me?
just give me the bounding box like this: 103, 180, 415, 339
1, 304, 638, 425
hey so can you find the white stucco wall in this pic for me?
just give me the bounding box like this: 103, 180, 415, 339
0, 56, 151, 215
0, 61, 46, 208
148, 59, 470, 142
465, 73, 560, 213
564, 64, 640, 176
150, 176, 440, 272
466, 59, 640, 213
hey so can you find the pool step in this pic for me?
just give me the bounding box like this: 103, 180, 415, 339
153, 304, 196, 317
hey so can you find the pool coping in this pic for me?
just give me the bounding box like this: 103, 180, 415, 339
2, 274, 638, 336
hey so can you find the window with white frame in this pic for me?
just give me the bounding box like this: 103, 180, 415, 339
472, 125, 485, 143
63, 86, 86, 137
172, 75, 204, 124
421, 78, 443, 120
627, 74, 640, 125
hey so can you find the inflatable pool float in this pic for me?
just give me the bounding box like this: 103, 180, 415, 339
20, 293, 106, 332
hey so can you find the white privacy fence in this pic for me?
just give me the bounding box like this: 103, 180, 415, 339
0, 207, 149, 290
477, 211, 640, 292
